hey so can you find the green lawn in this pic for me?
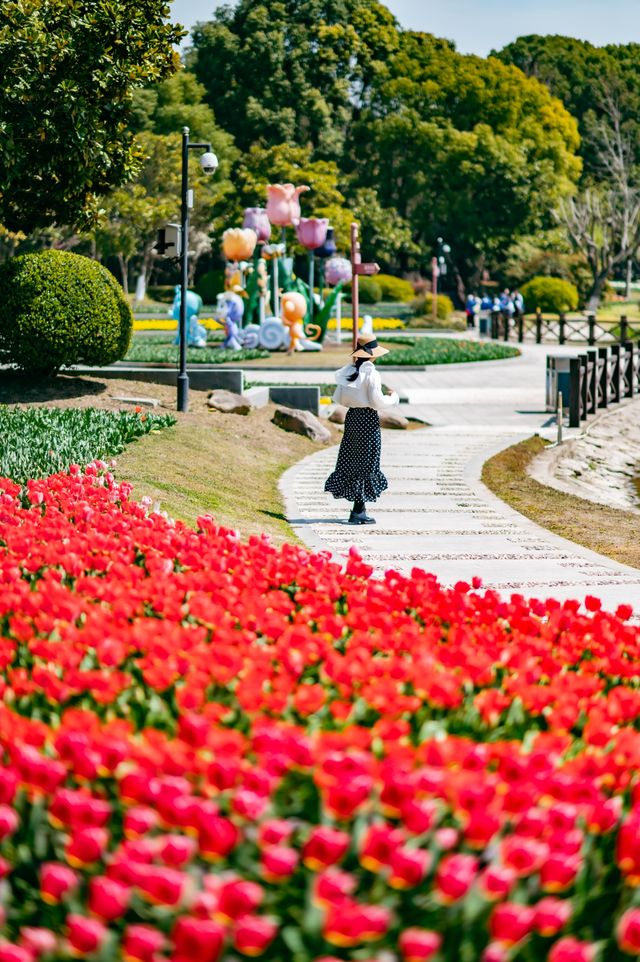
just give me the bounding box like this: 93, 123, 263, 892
125, 333, 269, 365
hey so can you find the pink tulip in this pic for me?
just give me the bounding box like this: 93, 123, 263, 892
266, 183, 310, 227
296, 217, 329, 251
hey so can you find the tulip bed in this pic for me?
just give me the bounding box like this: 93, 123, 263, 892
0, 466, 639, 962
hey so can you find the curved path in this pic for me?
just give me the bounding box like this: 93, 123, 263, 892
279, 342, 640, 610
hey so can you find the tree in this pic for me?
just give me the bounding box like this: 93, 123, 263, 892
0, 0, 183, 233
187, 0, 399, 158
130, 72, 220, 141
92, 130, 237, 296
347, 32, 582, 290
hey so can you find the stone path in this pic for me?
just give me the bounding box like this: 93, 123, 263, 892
280, 342, 640, 610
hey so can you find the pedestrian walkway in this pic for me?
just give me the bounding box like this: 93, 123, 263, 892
280, 343, 640, 610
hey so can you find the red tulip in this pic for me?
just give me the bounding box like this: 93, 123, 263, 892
434, 854, 479, 903
359, 824, 404, 872
398, 928, 442, 962
489, 902, 535, 945
40, 863, 79, 904
158, 833, 197, 867
65, 826, 109, 867
66, 915, 108, 955
19, 928, 57, 957
122, 924, 166, 962
389, 846, 431, 889
216, 880, 263, 921
260, 845, 299, 882
0, 805, 19, 839
477, 865, 516, 901
313, 869, 358, 908
257, 819, 293, 847
534, 897, 572, 936
233, 916, 278, 956
123, 807, 158, 838
136, 866, 188, 906
618, 908, 640, 955
482, 943, 509, 962
302, 827, 350, 871
88, 876, 130, 921
172, 918, 225, 962
540, 854, 581, 892
548, 937, 596, 962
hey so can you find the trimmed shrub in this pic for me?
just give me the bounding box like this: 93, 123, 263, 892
0, 250, 133, 376
376, 273, 415, 302
344, 276, 382, 304
146, 284, 177, 304
411, 292, 455, 321
521, 275, 579, 314
194, 269, 225, 305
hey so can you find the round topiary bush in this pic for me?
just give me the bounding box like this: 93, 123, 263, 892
0, 250, 133, 376
521, 275, 579, 314
344, 276, 382, 304
376, 273, 415, 302
411, 291, 455, 322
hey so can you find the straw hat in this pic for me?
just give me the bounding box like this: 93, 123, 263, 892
351, 333, 389, 360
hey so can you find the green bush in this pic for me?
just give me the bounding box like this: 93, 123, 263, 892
521, 276, 579, 314
411, 292, 455, 321
0, 251, 133, 376
0, 407, 175, 485
344, 277, 382, 304
194, 270, 225, 305
376, 273, 415, 302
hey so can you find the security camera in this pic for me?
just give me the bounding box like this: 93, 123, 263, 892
200, 152, 218, 174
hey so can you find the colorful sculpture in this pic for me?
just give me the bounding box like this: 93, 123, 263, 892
281, 291, 307, 354
222, 228, 257, 262
243, 208, 271, 243
215, 292, 259, 350
170, 286, 207, 349
266, 184, 310, 227
325, 256, 351, 287
297, 217, 329, 251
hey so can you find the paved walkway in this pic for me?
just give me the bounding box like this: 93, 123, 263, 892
280, 342, 640, 610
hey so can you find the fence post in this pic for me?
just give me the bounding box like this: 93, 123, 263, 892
586, 349, 598, 414
597, 346, 609, 409
620, 315, 628, 345
610, 345, 622, 403
491, 311, 499, 339
535, 308, 542, 344
623, 343, 635, 398
558, 312, 566, 345
569, 357, 581, 427
587, 313, 596, 346
503, 313, 510, 341
517, 313, 524, 342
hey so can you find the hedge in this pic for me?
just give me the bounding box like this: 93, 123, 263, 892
521, 276, 579, 314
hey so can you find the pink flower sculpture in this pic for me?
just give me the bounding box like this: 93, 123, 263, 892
266, 184, 310, 227
296, 217, 329, 251
243, 208, 271, 243
325, 256, 352, 286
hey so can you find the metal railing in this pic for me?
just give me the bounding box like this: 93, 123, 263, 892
486, 310, 640, 346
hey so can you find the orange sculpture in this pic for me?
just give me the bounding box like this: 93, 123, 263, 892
222, 228, 258, 262
281, 291, 307, 354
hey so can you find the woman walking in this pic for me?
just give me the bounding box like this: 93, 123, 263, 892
325, 333, 399, 525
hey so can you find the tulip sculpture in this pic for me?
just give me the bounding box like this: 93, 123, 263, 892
240, 209, 271, 327
265, 184, 309, 319
325, 256, 352, 343
296, 217, 328, 329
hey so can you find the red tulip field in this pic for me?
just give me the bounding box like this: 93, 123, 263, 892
0, 463, 639, 961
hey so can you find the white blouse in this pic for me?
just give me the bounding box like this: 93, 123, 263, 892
332, 361, 399, 411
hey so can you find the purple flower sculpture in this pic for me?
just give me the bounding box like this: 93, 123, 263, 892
325, 256, 352, 287
243, 208, 271, 243
296, 217, 329, 251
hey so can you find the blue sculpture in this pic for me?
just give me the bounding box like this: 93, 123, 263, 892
171, 286, 207, 348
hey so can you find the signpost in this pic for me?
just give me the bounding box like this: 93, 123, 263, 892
350, 222, 380, 352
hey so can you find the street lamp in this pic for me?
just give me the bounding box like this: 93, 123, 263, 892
177, 126, 218, 413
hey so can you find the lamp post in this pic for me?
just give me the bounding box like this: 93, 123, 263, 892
177, 126, 218, 413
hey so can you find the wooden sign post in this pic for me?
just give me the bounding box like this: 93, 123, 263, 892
350, 222, 380, 352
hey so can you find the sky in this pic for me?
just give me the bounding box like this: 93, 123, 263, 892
170, 0, 640, 55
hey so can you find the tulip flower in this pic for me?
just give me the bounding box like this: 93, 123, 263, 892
0, 945, 33, 962
66, 915, 108, 955
618, 908, 640, 955
548, 937, 597, 962
233, 916, 278, 956
398, 928, 442, 962
260, 845, 299, 882
172, 918, 225, 962
302, 827, 350, 871
19, 928, 57, 958
216, 880, 263, 922
489, 902, 535, 945
122, 925, 166, 962
88, 876, 130, 921
40, 863, 79, 904
434, 853, 479, 903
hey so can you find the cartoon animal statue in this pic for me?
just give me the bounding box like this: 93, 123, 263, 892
281, 291, 307, 354
215, 292, 246, 350
171, 286, 207, 348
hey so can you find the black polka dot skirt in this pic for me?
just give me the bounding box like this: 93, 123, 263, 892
324, 407, 388, 503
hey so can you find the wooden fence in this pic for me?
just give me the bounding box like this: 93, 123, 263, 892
548, 342, 640, 428
487, 311, 640, 346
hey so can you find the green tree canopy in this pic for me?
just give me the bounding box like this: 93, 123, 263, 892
346, 32, 582, 285
187, 0, 399, 158
130, 72, 220, 141
0, 0, 183, 233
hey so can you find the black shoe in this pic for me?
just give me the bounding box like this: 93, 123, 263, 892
348, 510, 376, 525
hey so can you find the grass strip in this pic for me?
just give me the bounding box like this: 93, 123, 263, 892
0, 407, 175, 485
482, 435, 640, 569
378, 337, 520, 365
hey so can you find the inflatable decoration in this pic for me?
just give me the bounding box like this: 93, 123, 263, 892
170, 286, 207, 348
266, 183, 310, 227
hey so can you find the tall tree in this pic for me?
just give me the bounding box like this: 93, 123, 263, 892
187, 0, 399, 158
0, 0, 182, 233
347, 32, 582, 289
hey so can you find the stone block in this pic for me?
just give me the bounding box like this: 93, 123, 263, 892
380, 410, 410, 429
269, 385, 320, 415
272, 407, 331, 443
207, 390, 252, 415
112, 395, 160, 408
243, 386, 269, 408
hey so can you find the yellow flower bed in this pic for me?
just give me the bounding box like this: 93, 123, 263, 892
326, 316, 406, 331
133, 318, 221, 331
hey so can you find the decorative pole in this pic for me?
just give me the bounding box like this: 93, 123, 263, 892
350, 222, 380, 352
432, 255, 438, 325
